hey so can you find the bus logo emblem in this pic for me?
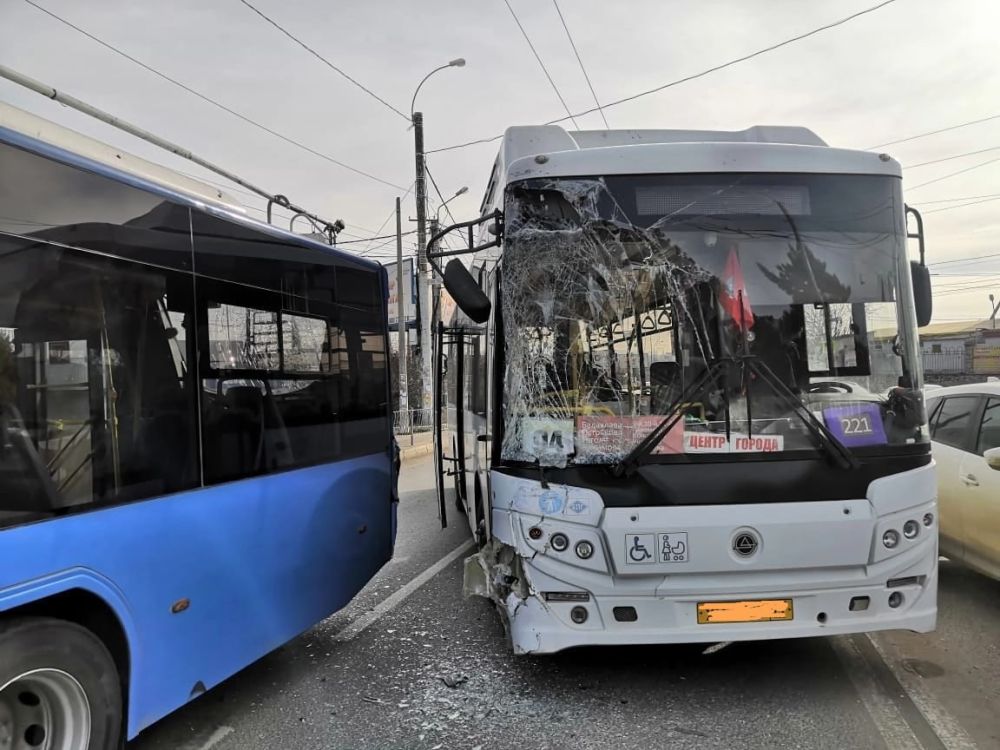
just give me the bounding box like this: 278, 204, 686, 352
733, 532, 759, 557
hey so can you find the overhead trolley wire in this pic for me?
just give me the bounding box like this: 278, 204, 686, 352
904, 146, 1000, 170
429, 0, 898, 154
552, 0, 608, 129
915, 192, 1000, 204
907, 156, 1000, 191
923, 195, 1000, 214
502, 0, 580, 129
22, 0, 407, 191
236, 0, 410, 122
867, 113, 1000, 150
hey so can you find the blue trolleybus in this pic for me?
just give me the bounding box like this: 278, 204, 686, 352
0, 104, 396, 748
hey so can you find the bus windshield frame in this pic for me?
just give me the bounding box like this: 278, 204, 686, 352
498, 172, 927, 469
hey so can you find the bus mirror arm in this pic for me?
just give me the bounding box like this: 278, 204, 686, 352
905, 206, 932, 327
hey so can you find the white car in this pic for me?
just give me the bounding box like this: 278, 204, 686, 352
925, 383, 1000, 580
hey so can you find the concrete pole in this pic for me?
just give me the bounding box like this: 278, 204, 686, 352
396, 197, 408, 429
413, 111, 432, 416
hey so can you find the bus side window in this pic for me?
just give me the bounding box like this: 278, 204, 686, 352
0, 236, 201, 522
192, 213, 389, 486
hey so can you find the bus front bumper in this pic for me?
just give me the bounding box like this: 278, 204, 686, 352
501, 569, 937, 654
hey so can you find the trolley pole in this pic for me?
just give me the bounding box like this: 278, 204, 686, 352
395, 197, 408, 429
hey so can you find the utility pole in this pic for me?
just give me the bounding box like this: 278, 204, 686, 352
413, 111, 432, 416
990, 294, 1000, 330
396, 197, 408, 430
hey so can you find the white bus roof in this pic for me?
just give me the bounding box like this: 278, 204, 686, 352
481, 125, 900, 211
0, 101, 246, 213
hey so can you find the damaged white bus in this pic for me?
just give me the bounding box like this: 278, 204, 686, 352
429, 125, 936, 654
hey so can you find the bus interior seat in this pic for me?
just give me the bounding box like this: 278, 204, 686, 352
0, 403, 62, 513
649, 361, 681, 413
204, 385, 266, 479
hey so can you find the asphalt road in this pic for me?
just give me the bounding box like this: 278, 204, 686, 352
131, 455, 1000, 750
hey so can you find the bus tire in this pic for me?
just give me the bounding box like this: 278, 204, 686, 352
0, 617, 122, 750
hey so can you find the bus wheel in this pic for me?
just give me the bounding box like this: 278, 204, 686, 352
0, 618, 122, 750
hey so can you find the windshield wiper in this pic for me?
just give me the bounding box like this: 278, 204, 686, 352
745, 356, 859, 470
612, 355, 859, 476
612, 359, 728, 477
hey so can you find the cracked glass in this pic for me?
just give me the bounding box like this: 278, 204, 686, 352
499, 173, 927, 467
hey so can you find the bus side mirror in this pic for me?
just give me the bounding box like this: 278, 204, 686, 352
985, 447, 1000, 471
443, 259, 491, 324
911, 261, 932, 328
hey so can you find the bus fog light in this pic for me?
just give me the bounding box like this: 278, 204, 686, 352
570, 606, 588, 624
888, 591, 903, 608
882, 529, 900, 549
575, 540, 594, 559
550, 533, 569, 552
903, 520, 920, 539
922, 512, 934, 527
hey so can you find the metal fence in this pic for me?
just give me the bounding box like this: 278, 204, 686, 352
922, 351, 966, 374
393, 408, 434, 436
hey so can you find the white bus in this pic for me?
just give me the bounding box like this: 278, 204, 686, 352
430, 125, 936, 654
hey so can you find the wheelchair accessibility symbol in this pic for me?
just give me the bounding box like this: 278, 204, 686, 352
625, 534, 656, 564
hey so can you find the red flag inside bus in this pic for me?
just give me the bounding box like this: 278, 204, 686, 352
720, 246, 754, 332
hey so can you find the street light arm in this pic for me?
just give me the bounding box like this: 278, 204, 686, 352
410, 65, 451, 118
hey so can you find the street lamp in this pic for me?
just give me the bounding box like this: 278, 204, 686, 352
411, 58, 466, 414
436, 186, 468, 224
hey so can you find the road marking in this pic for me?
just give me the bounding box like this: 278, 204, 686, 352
831, 636, 925, 750
334, 539, 475, 642
176, 725, 234, 750
866, 635, 978, 750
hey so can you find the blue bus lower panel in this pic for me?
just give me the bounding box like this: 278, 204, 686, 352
0, 452, 394, 737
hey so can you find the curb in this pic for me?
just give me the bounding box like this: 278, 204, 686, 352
400, 443, 434, 462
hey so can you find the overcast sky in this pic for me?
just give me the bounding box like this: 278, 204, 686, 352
2, 0, 998, 321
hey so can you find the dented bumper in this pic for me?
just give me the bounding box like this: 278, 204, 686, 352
463, 467, 938, 654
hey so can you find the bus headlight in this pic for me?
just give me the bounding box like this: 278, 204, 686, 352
882, 529, 900, 549
575, 540, 594, 559
922, 512, 934, 527
902, 520, 920, 539
550, 533, 569, 552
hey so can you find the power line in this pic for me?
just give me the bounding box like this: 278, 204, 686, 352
425, 165, 460, 227
923, 195, 1000, 214
915, 193, 1000, 204
430, 0, 897, 154
502, 0, 580, 129
907, 156, 1000, 191
930, 251, 1000, 267
338, 229, 417, 245
23, 0, 406, 191
357, 182, 416, 256
867, 113, 1000, 150
904, 146, 1000, 170
552, 0, 607, 129
236, 0, 408, 121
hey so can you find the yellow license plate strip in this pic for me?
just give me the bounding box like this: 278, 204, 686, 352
697, 599, 794, 624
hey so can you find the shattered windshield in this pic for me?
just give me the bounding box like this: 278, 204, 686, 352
500, 173, 927, 467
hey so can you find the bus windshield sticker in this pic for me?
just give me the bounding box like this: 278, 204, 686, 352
521, 417, 575, 466
576, 416, 683, 461
822, 403, 887, 447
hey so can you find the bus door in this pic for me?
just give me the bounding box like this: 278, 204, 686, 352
433, 322, 463, 528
